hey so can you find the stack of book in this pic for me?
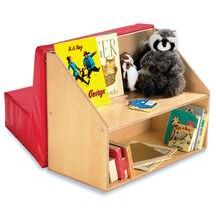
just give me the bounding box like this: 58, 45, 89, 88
129, 142, 177, 172
109, 142, 135, 183
164, 105, 208, 152
109, 141, 177, 183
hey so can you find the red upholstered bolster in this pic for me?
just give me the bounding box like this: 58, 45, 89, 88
5, 87, 33, 153
31, 45, 53, 167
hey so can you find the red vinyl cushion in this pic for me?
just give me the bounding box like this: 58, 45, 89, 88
5, 87, 33, 152
4, 23, 154, 167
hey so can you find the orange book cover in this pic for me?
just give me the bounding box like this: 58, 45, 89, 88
124, 146, 135, 178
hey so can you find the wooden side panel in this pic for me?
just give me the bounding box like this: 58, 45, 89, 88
118, 29, 154, 55
118, 28, 209, 95
181, 56, 210, 94
47, 53, 109, 190
109, 120, 151, 142
150, 113, 170, 135
193, 97, 210, 148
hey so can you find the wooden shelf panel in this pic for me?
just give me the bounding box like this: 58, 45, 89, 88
109, 130, 206, 190
98, 92, 208, 132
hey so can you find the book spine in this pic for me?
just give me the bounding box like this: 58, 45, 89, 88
122, 157, 128, 178
121, 147, 135, 178
109, 148, 125, 180
193, 116, 203, 150
197, 114, 208, 150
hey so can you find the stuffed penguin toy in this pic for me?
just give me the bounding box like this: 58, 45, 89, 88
120, 52, 139, 92
135, 29, 186, 97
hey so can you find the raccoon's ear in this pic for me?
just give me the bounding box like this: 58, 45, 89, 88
173, 30, 177, 37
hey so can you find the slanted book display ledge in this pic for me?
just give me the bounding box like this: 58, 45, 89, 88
47, 28, 209, 191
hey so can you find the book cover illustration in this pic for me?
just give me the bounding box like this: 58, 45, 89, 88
54, 36, 110, 107
128, 98, 158, 112
164, 109, 200, 146
168, 120, 196, 152
96, 33, 124, 98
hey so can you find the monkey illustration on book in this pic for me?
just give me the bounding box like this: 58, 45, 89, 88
83, 51, 100, 78
67, 56, 90, 85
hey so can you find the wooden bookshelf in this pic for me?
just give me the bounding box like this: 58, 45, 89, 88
109, 130, 206, 190
46, 28, 210, 191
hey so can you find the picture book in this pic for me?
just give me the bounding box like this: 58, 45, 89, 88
164, 108, 200, 152
132, 143, 177, 172
168, 123, 196, 152
128, 98, 158, 112
96, 33, 124, 98
54, 36, 110, 107
133, 161, 163, 172
144, 143, 177, 157
181, 105, 205, 150
129, 142, 169, 166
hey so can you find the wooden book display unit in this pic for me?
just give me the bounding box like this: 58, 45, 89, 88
47, 28, 209, 191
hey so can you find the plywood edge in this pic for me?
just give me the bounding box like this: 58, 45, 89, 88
180, 54, 210, 95
47, 52, 109, 190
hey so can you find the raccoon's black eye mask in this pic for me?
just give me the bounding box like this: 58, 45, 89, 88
153, 39, 175, 51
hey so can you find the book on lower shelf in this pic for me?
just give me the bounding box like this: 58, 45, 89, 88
109, 140, 178, 181
109, 157, 118, 183
109, 145, 128, 181
164, 105, 208, 152
181, 104, 205, 150
129, 141, 177, 172
110, 141, 135, 178
197, 114, 208, 150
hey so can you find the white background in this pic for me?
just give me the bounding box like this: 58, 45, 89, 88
0, 0, 216, 215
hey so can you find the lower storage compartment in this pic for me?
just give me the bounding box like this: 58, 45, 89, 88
108, 102, 208, 190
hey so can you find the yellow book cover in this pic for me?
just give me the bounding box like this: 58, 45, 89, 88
54, 36, 110, 107
96, 33, 124, 98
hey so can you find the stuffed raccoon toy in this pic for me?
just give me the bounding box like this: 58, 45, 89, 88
135, 29, 186, 97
